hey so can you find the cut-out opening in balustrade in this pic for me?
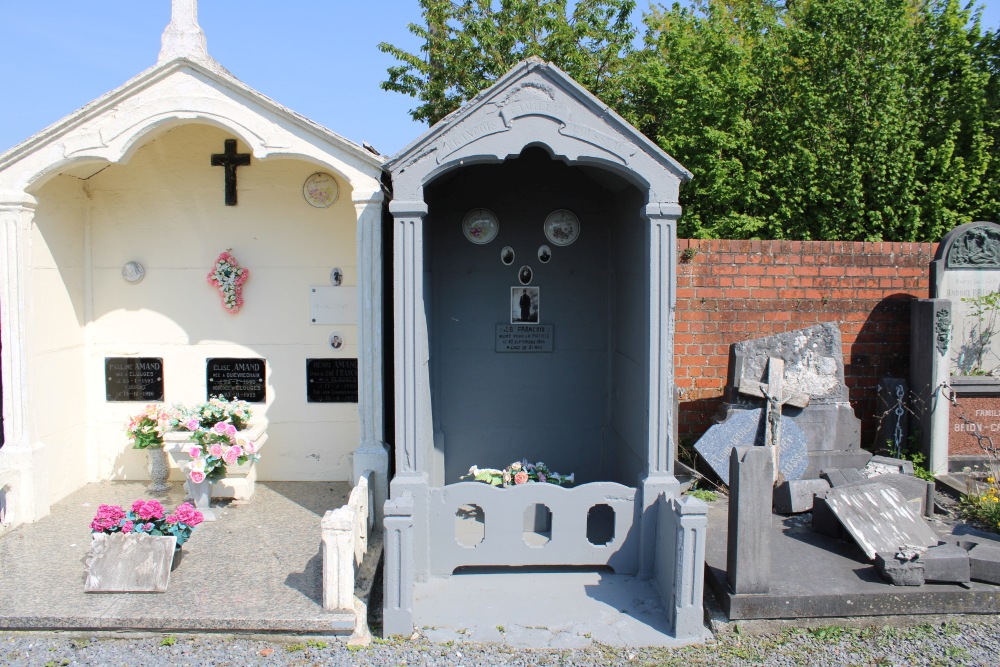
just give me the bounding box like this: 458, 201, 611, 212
455, 504, 485, 547
523, 503, 552, 547
586, 503, 615, 546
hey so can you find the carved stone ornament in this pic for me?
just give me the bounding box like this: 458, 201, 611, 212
946, 225, 1000, 268
935, 308, 952, 357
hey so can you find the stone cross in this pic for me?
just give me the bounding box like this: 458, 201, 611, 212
211, 140, 251, 206
739, 357, 810, 483
158, 0, 213, 66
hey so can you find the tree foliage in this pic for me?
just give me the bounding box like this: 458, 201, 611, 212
380, 0, 997, 242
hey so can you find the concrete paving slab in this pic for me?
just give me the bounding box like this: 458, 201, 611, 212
0, 481, 355, 633
704, 500, 1000, 620
412, 568, 708, 648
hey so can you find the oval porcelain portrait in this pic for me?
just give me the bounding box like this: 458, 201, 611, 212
543, 209, 580, 246
462, 208, 499, 244
303, 172, 339, 208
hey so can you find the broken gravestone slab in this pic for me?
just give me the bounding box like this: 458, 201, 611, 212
920, 543, 971, 583
694, 408, 808, 486
823, 483, 939, 560
717, 323, 865, 476
773, 478, 831, 514
84, 533, 177, 593
875, 552, 925, 586
966, 542, 1000, 584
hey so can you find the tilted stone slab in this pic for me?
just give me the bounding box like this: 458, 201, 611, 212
866, 455, 914, 477
823, 483, 939, 561
85, 533, 177, 593
694, 408, 808, 486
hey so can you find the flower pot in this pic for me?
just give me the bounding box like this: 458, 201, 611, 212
146, 446, 171, 493
84, 533, 178, 593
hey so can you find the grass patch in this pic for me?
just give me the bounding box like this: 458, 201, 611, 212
687, 488, 719, 502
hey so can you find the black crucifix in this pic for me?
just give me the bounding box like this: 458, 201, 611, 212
210, 139, 251, 206
738, 357, 810, 484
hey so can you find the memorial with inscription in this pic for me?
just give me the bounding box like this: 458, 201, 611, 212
206, 358, 266, 403
306, 359, 359, 402
105, 358, 164, 402
912, 221, 1000, 472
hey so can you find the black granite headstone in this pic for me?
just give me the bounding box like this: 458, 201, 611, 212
306, 358, 358, 403
206, 358, 266, 403
105, 357, 164, 402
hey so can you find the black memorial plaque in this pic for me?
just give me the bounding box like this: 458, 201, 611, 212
105, 357, 164, 402
306, 358, 358, 403
206, 358, 266, 403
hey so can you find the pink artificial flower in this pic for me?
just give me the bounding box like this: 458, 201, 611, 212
209, 443, 224, 458
189, 469, 206, 484
90, 504, 126, 532
131, 499, 164, 521
222, 446, 239, 465
224, 423, 237, 437
185, 418, 200, 431
122, 521, 134, 533
172, 502, 204, 527
229, 444, 243, 458
244, 440, 256, 454
189, 446, 202, 459
537, 473, 547, 483
514, 471, 529, 485
213, 422, 228, 435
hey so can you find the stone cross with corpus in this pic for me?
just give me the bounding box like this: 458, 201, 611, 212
738, 357, 810, 483
211, 139, 251, 206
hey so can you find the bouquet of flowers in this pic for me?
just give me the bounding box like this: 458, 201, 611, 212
462, 459, 574, 487
125, 404, 179, 449
90, 499, 203, 546
181, 395, 252, 431
180, 423, 258, 485
207, 249, 249, 313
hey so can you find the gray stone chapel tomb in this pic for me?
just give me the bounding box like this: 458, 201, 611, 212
381, 58, 708, 639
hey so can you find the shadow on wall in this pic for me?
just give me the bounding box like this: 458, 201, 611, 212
848, 293, 918, 449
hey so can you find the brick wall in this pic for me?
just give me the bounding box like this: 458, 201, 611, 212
674, 239, 938, 449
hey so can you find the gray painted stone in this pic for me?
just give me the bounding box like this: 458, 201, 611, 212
830, 472, 935, 518
919, 543, 971, 583
967, 542, 1000, 584
656, 495, 708, 640
694, 409, 808, 486
773, 478, 831, 514
727, 447, 772, 594
909, 298, 952, 474
823, 483, 939, 560
84, 533, 177, 593
874, 552, 925, 586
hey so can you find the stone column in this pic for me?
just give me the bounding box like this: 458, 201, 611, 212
726, 447, 772, 594
0, 191, 49, 527
382, 493, 415, 637
670, 495, 708, 640
911, 298, 952, 475
388, 200, 432, 479
639, 203, 682, 578
353, 189, 388, 523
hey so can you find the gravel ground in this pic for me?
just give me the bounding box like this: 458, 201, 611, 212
1, 618, 998, 667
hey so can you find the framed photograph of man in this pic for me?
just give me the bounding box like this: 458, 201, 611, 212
511, 286, 540, 323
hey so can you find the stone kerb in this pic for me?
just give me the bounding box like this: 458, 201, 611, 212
322, 471, 372, 612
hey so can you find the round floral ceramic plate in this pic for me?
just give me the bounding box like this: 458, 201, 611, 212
543, 209, 580, 246
303, 172, 339, 208
463, 208, 499, 244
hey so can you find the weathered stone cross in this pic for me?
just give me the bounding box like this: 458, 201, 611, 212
211, 139, 251, 206
738, 357, 810, 483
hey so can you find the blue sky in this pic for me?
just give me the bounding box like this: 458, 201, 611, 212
0, 1, 998, 157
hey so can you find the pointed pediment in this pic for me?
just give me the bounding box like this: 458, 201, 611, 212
387, 58, 690, 204
0, 56, 383, 196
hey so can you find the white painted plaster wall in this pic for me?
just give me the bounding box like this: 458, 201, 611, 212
28, 123, 361, 492
28, 176, 89, 504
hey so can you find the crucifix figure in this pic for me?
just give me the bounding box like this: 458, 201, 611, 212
211, 139, 251, 206
738, 357, 810, 484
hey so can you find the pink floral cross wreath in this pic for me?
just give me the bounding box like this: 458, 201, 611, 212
207, 249, 249, 313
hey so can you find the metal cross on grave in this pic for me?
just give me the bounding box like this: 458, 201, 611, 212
738, 357, 810, 484
211, 139, 251, 206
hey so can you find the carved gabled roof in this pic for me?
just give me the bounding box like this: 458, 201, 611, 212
386, 58, 690, 204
